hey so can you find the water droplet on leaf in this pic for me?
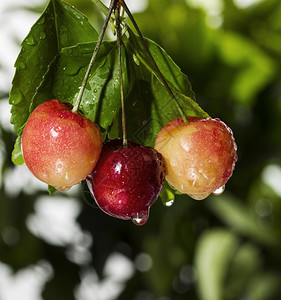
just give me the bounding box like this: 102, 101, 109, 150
18, 61, 26, 69
26, 36, 36, 46
39, 32, 46, 40
10, 88, 23, 105
212, 185, 225, 196
38, 16, 45, 25
63, 63, 83, 76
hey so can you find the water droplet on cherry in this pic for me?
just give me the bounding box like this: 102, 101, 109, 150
131, 209, 150, 226
212, 185, 225, 196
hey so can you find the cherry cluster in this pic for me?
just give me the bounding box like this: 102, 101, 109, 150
21, 99, 237, 225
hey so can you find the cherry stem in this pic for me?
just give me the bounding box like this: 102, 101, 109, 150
115, 5, 127, 147
72, 0, 118, 113
119, 0, 188, 123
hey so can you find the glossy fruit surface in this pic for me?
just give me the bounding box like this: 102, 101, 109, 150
155, 117, 237, 200
22, 99, 103, 191
86, 139, 165, 225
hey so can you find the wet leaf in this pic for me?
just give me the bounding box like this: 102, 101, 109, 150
34, 41, 130, 127
115, 29, 209, 148
125, 27, 195, 99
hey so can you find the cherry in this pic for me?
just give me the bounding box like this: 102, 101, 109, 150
155, 117, 237, 200
21, 99, 103, 191
86, 139, 165, 225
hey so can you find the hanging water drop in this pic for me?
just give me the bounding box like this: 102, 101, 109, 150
212, 185, 225, 196
131, 209, 150, 226
164, 199, 174, 207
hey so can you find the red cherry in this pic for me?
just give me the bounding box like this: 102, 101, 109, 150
86, 139, 165, 225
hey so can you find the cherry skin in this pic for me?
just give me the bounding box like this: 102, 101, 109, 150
86, 139, 165, 225
22, 99, 103, 191
155, 117, 237, 200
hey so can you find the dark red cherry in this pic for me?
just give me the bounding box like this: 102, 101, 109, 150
86, 139, 165, 225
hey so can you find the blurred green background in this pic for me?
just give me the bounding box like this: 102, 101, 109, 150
1, 0, 281, 299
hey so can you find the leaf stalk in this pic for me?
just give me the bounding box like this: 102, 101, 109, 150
115, 4, 127, 147
72, 0, 118, 113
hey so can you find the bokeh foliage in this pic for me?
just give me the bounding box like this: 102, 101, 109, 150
1, 0, 281, 299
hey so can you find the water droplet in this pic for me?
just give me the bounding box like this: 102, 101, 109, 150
164, 199, 174, 207
10, 88, 23, 105
39, 32, 46, 40
189, 193, 209, 200
38, 16, 45, 25
56, 185, 71, 192
26, 36, 36, 46
63, 64, 83, 76
133, 54, 140, 65
18, 61, 26, 69
212, 185, 225, 196
170, 158, 178, 167
131, 208, 150, 226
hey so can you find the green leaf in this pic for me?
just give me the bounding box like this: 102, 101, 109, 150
207, 194, 280, 247
195, 229, 239, 300
11, 135, 24, 165
31, 41, 130, 130
117, 31, 209, 147
9, 0, 98, 164
125, 27, 195, 99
